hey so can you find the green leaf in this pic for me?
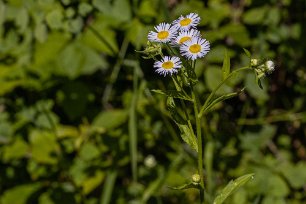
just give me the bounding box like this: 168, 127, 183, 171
111, 0, 132, 22
203, 88, 245, 114
93, 0, 131, 23
33, 32, 71, 67
29, 130, 59, 164
15, 8, 29, 33
56, 41, 107, 79
242, 48, 251, 58
151, 89, 192, 101
126, 18, 149, 49
245, 73, 268, 101
177, 124, 198, 152
81, 16, 118, 55
213, 173, 254, 204
265, 175, 289, 197
3, 138, 28, 162
34, 23, 48, 43
165, 97, 197, 151
219, 24, 251, 46
78, 2, 93, 16
1, 183, 41, 204
0, 80, 23, 96
205, 66, 233, 94
222, 49, 230, 80
82, 170, 105, 195
46, 9, 63, 29
168, 182, 200, 190
93, 109, 128, 130
243, 6, 268, 25
280, 162, 306, 189
255, 74, 263, 89
79, 142, 100, 161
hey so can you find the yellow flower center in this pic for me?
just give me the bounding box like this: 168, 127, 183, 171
180, 18, 192, 26
189, 44, 201, 53
162, 61, 174, 69
157, 31, 169, 39
179, 36, 191, 44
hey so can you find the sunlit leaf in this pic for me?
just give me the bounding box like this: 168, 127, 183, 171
46, 9, 64, 29
93, 109, 128, 130
29, 130, 59, 164
79, 142, 100, 161
78, 2, 92, 16
213, 174, 254, 204
3, 138, 28, 161
82, 171, 105, 195
1, 183, 41, 204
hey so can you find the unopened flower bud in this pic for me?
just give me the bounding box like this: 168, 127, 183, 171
265, 60, 275, 73
250, 58, 259, 67
136, 42, 162, 59
144, 155, 157, 168
192, 174, 201, 183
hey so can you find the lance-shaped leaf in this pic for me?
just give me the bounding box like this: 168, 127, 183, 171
166, 97, 198, 152
255, 74, 263, 89
177, 124, 198, 152
222, 49, 230, 80
200, 88, 245, 116
242, 48, 251, 58
213, 173, 255, 204
151, 89, 193, 101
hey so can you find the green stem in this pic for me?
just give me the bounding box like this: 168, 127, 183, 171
171, 77, 196, 140
87, 25, 116, 55
187, 60, 204, 203
192, 88, 204, 203
198, 66, 251, 118
102, 37, 129, 107
129, 64, 139, 182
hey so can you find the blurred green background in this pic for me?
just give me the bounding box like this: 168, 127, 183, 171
0, 0, 305, 203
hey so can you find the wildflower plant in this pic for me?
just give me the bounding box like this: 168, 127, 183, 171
138, 13, 275, 204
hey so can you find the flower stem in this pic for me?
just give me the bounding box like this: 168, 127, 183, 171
198, 66, 251, 118
190, 59, 204, 203
191, 88, 205, 203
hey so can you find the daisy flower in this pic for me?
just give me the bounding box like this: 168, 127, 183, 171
180, 37, 210, 60
172, 29, 201, 46
148, 22, 177, 43
172, 13, 201, 31
154, 56, 182, 76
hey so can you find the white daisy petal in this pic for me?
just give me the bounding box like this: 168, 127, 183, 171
154, 56, 182, 76
180, 37, 210, 60
172, 28, 201, 46
148, 22, 177, 43
172, 13, 201, 31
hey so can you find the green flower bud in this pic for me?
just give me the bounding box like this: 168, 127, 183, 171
250, 58, 259, 67
192, 174, 201, 183
136, 41, 162, 59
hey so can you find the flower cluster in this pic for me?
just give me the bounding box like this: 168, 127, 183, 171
251, 58, 276, 78
147, 13, 210, 76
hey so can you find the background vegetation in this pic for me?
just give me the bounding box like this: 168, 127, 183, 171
0, 0, 305, 203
